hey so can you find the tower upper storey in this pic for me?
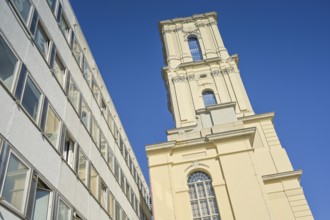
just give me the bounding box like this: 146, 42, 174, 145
159, 12, 254, 129
159, 12, 229, 69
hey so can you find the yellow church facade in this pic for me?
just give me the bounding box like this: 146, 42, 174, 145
146, 12, 313, 220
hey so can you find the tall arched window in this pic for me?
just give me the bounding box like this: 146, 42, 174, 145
188, 36, 203, 61
188, 171, 221, 220
203, 90, 217, 107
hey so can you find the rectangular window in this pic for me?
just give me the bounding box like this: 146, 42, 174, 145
90, 165, 98, 199
126, 182, 130, 198
46, 0, 56, 12
10, 0, 32, 23
91, 77, 99, 103
32, 180, 52, 220
44, 105, 60, 148
91, 117, 99, 147
108, 147, 114, 172
68, 77, 80, 112
80, 99, 90, 130
115, 202, 121, 220
100, 182, 107, 210
58, 14, 70, 40
35, 24, 50, 59
101, 98, 107, 114
108, 192, 114, 218
0, 35, 18, 91
120, 170, 125, 192
77, 149, 87, 186
63, 132, 75, 168
21, 76, 42, 122
1, 153, 30, 212
71, 36, 82, 65
82, 57, 91, 85
114, 159, 119, 181
53, 55, 66, 88
100, 134, 107, 161
57, 199, 71, 220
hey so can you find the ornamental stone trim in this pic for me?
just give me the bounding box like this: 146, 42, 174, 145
187, 74, 195, 81
172, 76, 186, 83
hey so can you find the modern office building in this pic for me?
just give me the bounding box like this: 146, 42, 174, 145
0, 0, 151, 220
146, 12, 313, 220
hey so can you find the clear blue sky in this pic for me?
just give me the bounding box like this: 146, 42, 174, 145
71, 1, 329, 219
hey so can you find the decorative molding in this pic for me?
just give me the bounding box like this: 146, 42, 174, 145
262, 170, 302, 182
184, 161, 210, 172
187, 74, 195, 81
211, 70, 221, 77
172, 76, 186, 83
221, 67, 234, 75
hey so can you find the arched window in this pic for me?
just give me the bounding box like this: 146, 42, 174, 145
188, 171, 221, 220
188, 36, 202, 61
203, 90, 217, 107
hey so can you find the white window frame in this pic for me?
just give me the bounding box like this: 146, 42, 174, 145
57, 198, 72, 220
0, 150, 32, 213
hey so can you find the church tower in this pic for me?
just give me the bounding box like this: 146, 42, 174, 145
146, 12, 313, 220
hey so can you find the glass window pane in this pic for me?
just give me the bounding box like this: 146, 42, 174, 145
57, 200, 70, 220
203, 91, 216, 107
200, 199, 210, 216
90, 166, 98, 199
78, 149, 87, 185
32, 181, 51, 220
208, 198, 219, 215
21, 76, 41, 121
2, 154, 29, 211
80, 100, 89, 129
53, 56, 65, 87
100, 182, 107, 209
191, 201, 200, 218
188, 37, 202, 61
63, 133, 75, 168
72, 37, 81, 64
92, 78, 99, 102
11, 0, 31, 22
44, 106, 60, 147
35, 24, 49, 58
108, 193, 114, 217
46, 0, 55, 10
0, 36, 18, 90
83, 58, 91, 84
59, 15, 69, 38
68, 78, 79, 111
91, 118, 99, 146
197, 182, 206, 198
115, 202, 121, 220
100, 135, 107, 160
189, 185, 197, 200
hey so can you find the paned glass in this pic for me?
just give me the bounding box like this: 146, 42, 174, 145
57, 200, 70, 220
188, 172, 220, 219
108, 192, 114, 217
83, 57, 91, 84
108, 147, 114, 171
80, 100, 89, 129
78, 149, 87, 185
91, 117, 99, 146
53, 56, 65, 87
0, 36, 18, 90
92, 78, 99, 102
100, 134, 107, 160
203, 91, 217, 107
90, 166, 98, 199
35, 24, 49, 58
44, 106, 60, 147
21, 76, 41, 121
2, 154, 29, 211
188, 37, 202, 61
100, 183, 107, 209
11, 0, 31, 22
68, 78, 79, 111
32, 181, 51, 220
72, 37, 82, 64
59, 15, 70, 38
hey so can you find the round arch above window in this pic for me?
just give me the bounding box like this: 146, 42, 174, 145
188, 171, 212, 183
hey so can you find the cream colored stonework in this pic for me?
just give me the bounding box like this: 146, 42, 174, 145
147, 12, 313, 220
